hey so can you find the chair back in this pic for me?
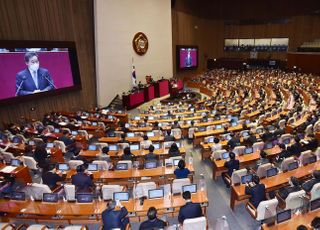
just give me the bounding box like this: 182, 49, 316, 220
310, 182, 320, 201
256, 163, 272, 178
92, 160, 110, 170
172, 178, 191, 194
231, 169, 248, 185
68, 160, 84, 169
22, 156, 38, 170
53, 140, 66, 153
183, 216, 206, 230
26, 183, 51, 200
64, 184, 76, 201
256, 198, 278, 221
134, 182, 156, 198
101, 185, 123, 200
252, 142, 264, 152
280, 157, 295, 171
285, 190, 306, 210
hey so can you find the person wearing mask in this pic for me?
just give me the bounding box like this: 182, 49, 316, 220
245, 175, 266, 208
71, 164, 94, 193
222, 152, 240, 188
42, 163, 66, 190
302, 170, 320, 192
102, 200, 130, 230
178, 191, 203, 224
144, 145, 159, 162
277, 176, 302, 200
174, 160, 190, 179
168, 143, 180, 157
121, 147, 135, 161
139, 207, 167, 230
164, 130, 175, 142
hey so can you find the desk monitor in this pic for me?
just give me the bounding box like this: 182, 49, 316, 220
182, 184, 197, 193
231, 122, 238, 127
186, 120, 191, 125
266, 167, 278, 177
130, 144, 140, 151
46, 142, 54, 148
288, 161, 299, 171
88, 144, 97, 151
28, 140, 35, 146
54, 128, 60, 133
109, 144, 118, 151
198, 127, 206, 132
244, 147, 253, 154
148, 116, 154, 120
58, 163, 69, 171
308, 155, 317, 164
242, 131, 249, 137
92, 122, 97, 126
282, 138, 291, 145
77, 193, 93, 203
71, 131, 78, 135
108, 115, 113, 120
268, 126, 275, 132
264, 142, 273, 150
127, 133, 135, 137
241, 174, 253, 184
297, 133, 305, 139
42, 193, 59, 203
139, 123, 146, 127
276, 209, 291, 224
12, 137, 20, 144
134, 116, 140, 121
310, 198, 320, 211
87, 163, 98, 171
145, 161, 157, 169
108, 132, 116, 137
11, 192, 25, 201
148, 189, 164, 199
113, 192, 129, 201
147, 132, 155, 137
222, 152, 229, 159
216, 125, 222, 130
10, 159, 21, 166
207, 137, 214, 143
225, 134, 232, 141
115, 163, 128, 170
173, 159, 180, 166
256, 128, 263, 134
153, 143, 161, 149
245, 119, 250, 125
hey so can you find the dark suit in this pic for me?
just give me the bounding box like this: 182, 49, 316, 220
178, 201, 203, 224
302, 178, 320, 192
42, 171, 65, 190
278, 185, 301, 200
228, 137, 240, 149
58, 135, 75, 147
71, 172, 94, 193
16, 68, 54, 96
164, 135, 175, 142
289, 142, 302, 156
224, 159, 240, 176
245, 184, 266, 208
144, 152, 159, 161
102, 207, 129, 230
139, 218, 167, 230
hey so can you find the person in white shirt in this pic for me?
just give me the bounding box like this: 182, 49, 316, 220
211, 137, 222, 158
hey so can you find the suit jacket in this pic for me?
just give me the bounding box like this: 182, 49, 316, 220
302, 178, 320, 192
102, 207, 128, 230
245, 183, 266, 208
228, 137, 240, 149
139, 218, 167, 230
16, 68, 54, 96
164, 135, 175, 142
144, 152, 159, 161
71, 172, 94, 192
224, 159, 240, 176
42, 171, 65, 190
178, 201, 203, 224
278, 186, 301, 200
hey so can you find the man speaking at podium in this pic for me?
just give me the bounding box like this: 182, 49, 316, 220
16, 52, 55, 96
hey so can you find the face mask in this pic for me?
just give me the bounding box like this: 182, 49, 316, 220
29, 63, 39, 72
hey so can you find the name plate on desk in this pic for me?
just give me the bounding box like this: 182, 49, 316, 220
0, 166, 17, 173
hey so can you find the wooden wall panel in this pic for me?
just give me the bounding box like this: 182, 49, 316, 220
0, 0, 96, 125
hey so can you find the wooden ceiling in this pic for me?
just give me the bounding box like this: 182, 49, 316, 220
173, 0, 320, 22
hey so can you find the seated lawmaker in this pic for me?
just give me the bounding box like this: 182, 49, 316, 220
139, 207, 167, 230
71, 164, 94, 193
59, 130, 75, 147
164, 130, 175, 142
288, 136, 302, 157
168, 143, 180, 157
222, 152, 239, 188
178, 191, 203, 224
277, 176, 302, 200
302, 170, 320, 192
102, 200, 130, 230
245, 175, 266, 208
144, 145, 159, 162
255, 151, 270, 169
121, 147, 135, 161
42, 163, 66, 190
211, 137, 222, 154
174, 160, 190, 179
227, 133, 240, 149
276, 144, 292, 163
71, 147, 88, 165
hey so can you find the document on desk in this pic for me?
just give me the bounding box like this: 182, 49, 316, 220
0, 166, 17, 173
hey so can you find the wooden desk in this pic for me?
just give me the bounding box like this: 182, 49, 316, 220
0, 164, 32, 184
98, 137, 121, 143
211, 146, 281, 180
230, 160, 320, 210
262, 210, 319, 230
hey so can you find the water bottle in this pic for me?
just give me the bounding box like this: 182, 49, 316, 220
199, 173, 206, 192
216, 216, 229, 230
189, 155, 193, 166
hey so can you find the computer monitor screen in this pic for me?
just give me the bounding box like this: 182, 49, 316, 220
113, 192, 129, 201
109, 144, 118, 151
12, 137, 20, 143
127, 133, 134, 137
207, 137, 214, 143
225, 135, 232, 141
256, 129, 263, 134
11, 192, 25, 201
71, 131, 78, 135
77, 193, 93, 203
42, 193, 59, 203
58, 163, 69, 171
310, 198, 320, 211
264, 143, 273, 149
87, 163, 98, 171
222, 152, 229, 159
198, 127, 206, 132
145, 161, 157, 169
268, 126, 275, 131
153, 143, 161, 149
231, 122, 237, 127
28, 140, 35, 146
148, 116, 154, 120
148, 189, 164, 199
115, 163, 128, 170
54, 128, 60, 133
46, 142, 54, 148
173, 159, 180, 166
241, 174, 253, 184
216, 125, 222, 129
242, 131, 249, 137
130, 144, 140, 151
266, 167, 278, 177
276, 210, 291, 223
282, 138, 290, 145
10, 159, 21, 166
288, 161, 299, 171
308, 155, 317, 164
147, 132, 154, 137
244, 147, 253, 154
134, 116, 140, 121
88, 144, 97, 151
182, 184, 197, 193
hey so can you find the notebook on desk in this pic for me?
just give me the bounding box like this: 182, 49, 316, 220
0, 166, 17, 173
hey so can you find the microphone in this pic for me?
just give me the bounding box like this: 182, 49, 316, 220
15, 76, 27, 96
42, 74, 56, 89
